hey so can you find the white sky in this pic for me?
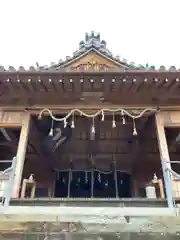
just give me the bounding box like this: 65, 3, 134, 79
0, 0, 179, 68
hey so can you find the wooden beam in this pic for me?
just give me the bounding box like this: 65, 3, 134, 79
160, 111, 180, 127
25, 76, 38, 93
130, 77, 144, 93
0, 104, 157, 112
155, 112, 171, 168
12, 113, 31, 198
168, 79, 180, 92
155, 112, 174, 208
0, 111, 23, 127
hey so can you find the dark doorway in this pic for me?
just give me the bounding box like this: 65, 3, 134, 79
117, 172, 132, 198
93, 171, 116, 198
55, 171, 69, 197
55, 170, 132, 198
70, 171, 91, 198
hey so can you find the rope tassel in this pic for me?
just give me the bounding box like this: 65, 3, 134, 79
49, 119, 54, 136
132, 118, 138, 136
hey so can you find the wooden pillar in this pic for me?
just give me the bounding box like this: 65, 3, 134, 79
155, 112, 171, 169
155, 112, 173, 208
12, 113, 31, 198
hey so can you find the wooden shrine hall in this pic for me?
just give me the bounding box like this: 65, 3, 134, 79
0, 31, 180, 208
0, 31, 180, 238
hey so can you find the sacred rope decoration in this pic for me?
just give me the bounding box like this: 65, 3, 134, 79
38, 107, 156, 136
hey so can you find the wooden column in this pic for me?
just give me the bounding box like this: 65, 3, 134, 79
12, 113, 31, 198
155, 112, 171, 169
155, 112, 173, 208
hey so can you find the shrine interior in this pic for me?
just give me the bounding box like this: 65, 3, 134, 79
0, 114, 180, 199
23, 113, 163, 199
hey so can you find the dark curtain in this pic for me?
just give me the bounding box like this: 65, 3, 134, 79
55, 171, 69, 197
55, 170, 132, 198
70, 171, 91, 198
117, 171, 132, 198
93, 171, 116, 198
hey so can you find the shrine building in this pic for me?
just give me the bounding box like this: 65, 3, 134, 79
0, 31, 180, 239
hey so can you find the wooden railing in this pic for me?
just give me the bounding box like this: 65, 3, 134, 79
166, 161, 180, 198
0, 157, 16, 206
163, 160, 180, 208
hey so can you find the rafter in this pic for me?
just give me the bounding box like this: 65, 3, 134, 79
1, 72, 180, 106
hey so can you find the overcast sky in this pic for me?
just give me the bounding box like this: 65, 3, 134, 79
0, 0, 179, 68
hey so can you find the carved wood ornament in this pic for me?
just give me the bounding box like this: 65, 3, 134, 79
71, 59, 112, 72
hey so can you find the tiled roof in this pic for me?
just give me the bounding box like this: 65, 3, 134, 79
0, 31, 178, 72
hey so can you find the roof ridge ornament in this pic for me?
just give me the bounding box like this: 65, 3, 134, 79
77, 31, 112, 57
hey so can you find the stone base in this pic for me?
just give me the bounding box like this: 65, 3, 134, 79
0, 206, 179, 235
0, 232, 179, 240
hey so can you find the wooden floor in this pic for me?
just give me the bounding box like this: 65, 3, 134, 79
9, 198, 170, 208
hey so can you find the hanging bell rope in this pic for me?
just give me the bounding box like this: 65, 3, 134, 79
38, 107, 156, 121
121, 110, 126, 124
132, 117, 138, 136
112, 112, 116, 128
39, 107, 156, 137
91, 117, 95, 134
71, 112, 75, 128
48, 118, 54, 136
